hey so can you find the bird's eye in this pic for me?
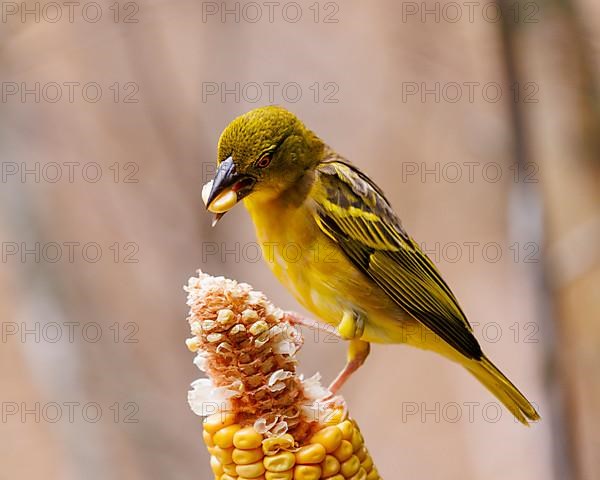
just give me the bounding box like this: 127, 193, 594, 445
256, 154, 272, 169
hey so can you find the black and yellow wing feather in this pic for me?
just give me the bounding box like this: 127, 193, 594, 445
312, 159, 483, 360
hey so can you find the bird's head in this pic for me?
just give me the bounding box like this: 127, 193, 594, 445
203, 106, 323, 225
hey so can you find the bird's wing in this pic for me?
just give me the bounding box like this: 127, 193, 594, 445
311, 159, 482, 360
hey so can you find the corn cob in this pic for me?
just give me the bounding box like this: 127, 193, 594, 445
185, 271, 381, 480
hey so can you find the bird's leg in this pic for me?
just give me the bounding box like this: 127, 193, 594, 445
327, 310, 370, 394
328, 338, 370, 394
285, 310, 370, 394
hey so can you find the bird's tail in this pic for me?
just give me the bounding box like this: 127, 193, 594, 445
466, 356, 540, 425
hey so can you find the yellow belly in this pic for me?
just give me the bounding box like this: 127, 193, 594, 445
244, 196, 418, 344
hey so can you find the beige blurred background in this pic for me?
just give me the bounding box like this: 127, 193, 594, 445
1, 1, 599, 479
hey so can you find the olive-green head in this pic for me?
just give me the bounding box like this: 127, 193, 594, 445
203, 106, 324, 223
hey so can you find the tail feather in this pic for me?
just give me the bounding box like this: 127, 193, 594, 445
466, 356, 540, 425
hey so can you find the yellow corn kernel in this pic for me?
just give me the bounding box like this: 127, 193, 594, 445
222, 463, 238, 475
356, 447, 367, 463
295, 444, 326, 464
264, 451, 296, 472
204, 412, 236, 435
348, 467, 367, 480
239, 477, 266, 480
207, 188, 238, 213
332, 440, 353, 462
233, 447, 264, 465
366, 467, 379, 480
214, 424, 242, 449
263, 434, 295, 456
323, 408, 345, 426
236, 460, 266, 478
309, 426, 342, 453
203, 430, 215, 447
234, 427, 264, 449
337, 420, 354, 440
211, 446, 234, 465
350, 429, 363, 452
320, 455, 340, 477
360, 454, 373, 471
293, 464, 321, 480
325, 476, 344, 480
340, 455, 360, 477
210, 456, 223, 476
265, 471, 294, 480
221, 475, 237, 480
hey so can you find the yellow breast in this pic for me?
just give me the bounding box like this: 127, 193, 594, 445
243, 194, 410, 344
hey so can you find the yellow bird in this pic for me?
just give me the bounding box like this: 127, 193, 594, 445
203, 105, 540, 425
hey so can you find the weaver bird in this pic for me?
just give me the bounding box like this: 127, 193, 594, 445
202, 106, 540, 425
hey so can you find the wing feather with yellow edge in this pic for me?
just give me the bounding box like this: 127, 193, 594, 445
311, 159, 482, 360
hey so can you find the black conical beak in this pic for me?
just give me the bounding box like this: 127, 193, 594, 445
204, 157, 255, 226
206, 156, 237, 208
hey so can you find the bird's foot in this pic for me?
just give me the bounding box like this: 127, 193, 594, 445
338, 310, 365, 340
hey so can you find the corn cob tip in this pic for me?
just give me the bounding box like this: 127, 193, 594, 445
185, 270, 382, 479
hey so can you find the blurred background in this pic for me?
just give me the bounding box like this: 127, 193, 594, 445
1, 0, 599, 479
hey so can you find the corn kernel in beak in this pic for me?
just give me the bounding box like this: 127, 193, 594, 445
202, 179, 240, 214
208, 189, 238, 214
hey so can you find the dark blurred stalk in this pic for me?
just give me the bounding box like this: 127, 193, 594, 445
497, 2, 584, 480
497, 1, 600, 480
553, 0, 600, 158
